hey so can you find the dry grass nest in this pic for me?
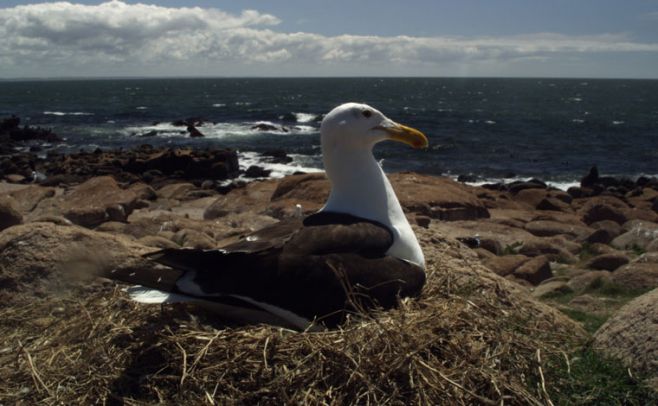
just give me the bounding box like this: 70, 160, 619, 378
0, 257, 583, 405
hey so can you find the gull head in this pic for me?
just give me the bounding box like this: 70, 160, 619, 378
320, 103, 428, 153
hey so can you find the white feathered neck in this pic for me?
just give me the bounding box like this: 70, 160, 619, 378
321, 146, 425, 268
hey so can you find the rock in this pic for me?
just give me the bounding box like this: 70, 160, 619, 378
8, 185, 57, 213
483, 255, 530, 277
244, 165, 272, 178
611, 263, 658, 291
137, 235, 180, 249
611, 222, 658, 250
262, 149, 293, 164
584, 220, 622, 244
5, 174, 25, 183
157, 183, 196, 200
567, 294, 617, 316
524, 220, 589, 239
474, 248, 496, 260
518, 239, 575, 262
479, 238, 502, 255
507, 179, 547, 194
204, 180, 278, 220
0, 197, 23, 231
513, 189, 549, 209
125, 148, 239, 180
0, 115, 61, 142
567, 270, 612, 292
584, 228, 615, 244
0, 222, 162, 299
127, 183, 157, 201
580, 166, 599, 188
513, 255, 553, 285
585, 242, 623, 256
592, 288, 658, 387
186, 124, 205, 138
415, 215, 431, 228
29, 215, 73, 226
648, 239, 658, 252
532, 280, 572, 298
536, 197, 570, 212
251, 123, 285, 132
581, 203, 628, 225
388, 174, 490, 221
586, 254, 630, 271
172, 228, 216, 249
60, 176, 140, 227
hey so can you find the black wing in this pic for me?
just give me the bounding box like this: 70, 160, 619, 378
143, 212, 424, 324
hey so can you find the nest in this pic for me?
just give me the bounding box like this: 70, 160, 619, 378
0, 254, 584, 405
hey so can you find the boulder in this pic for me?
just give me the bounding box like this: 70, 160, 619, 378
5, 174, 26, 183
590, 220, 623, 236
513, 188, 549, 209
0, 222, 162, 299
581, 204, 628, 225
0, 197, 23, 231
388, 174, 490, 221
204, 180, 279, 220
584, 229, 615, 244
483, 255, 530, 277
513, 255, 553, 285
611, 263, 658, 291
524, 220, 589, 239
585, 254, 630, 271
172, 228, 217, 249
611, 222, 658, 250
8, 185, 57, 213
518, 239, 576, 263
648, 239, 658, 252
127, 182, 157, 201
125, 148, 239, 180
592, 288, 658, 387
567, 294, 617, 316
137, 235, 180, 249
583, 220, 623, 244
567, 270, 612, 292
536, 197, 570, 212
60, 176, 140, 227
532, 280, 572, 298
415, 215, 431, 228
244, 165, 272, 178
157, 182, 196, 200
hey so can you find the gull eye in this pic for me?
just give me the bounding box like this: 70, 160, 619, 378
362, 109, 372, 118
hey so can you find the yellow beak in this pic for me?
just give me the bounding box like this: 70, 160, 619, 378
375, 122, 429, 149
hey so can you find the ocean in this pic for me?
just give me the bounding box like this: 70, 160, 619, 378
1, 78, 657, 187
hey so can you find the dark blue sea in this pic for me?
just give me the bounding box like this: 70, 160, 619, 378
1, 78, 657, 187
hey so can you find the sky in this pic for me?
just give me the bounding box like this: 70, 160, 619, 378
1, 0, 657, 79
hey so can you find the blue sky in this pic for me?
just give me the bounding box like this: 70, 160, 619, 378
1, 1, 657, 78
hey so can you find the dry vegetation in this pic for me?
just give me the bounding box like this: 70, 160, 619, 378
0, 235, 587, 405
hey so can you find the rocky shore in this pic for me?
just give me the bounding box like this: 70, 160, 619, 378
1, 142, 657, 401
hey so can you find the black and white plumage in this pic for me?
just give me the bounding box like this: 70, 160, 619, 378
115, 103, 429, 329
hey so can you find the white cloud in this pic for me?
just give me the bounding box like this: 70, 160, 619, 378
1, 1, 657, 77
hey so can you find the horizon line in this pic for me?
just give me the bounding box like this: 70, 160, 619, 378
1, 75, 657, 82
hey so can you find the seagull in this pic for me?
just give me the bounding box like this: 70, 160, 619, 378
112, 103, 429, 330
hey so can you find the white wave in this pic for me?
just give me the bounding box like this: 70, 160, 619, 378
484, 120, 496, 125
237, 151, 323, 180
572, 119, 585, 124
43, 111, 93, 116
136, 106, 148, 110
459, 176, 579, 191
612, 120, 625, 125
123, 120, 318, 139
293, 112, 318, 123
212, 103, 226, 107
